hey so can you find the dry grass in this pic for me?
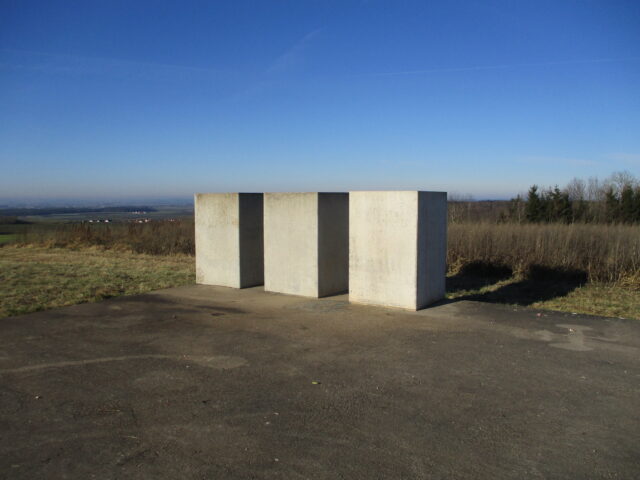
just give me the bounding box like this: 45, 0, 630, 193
1, 244, 637, 320
3, 220, 639, 320
446, 223, 640, 318
17, 220, 640, 286
0, 246, 194, 318
17, 221, 195, 255
447, 222, 640, 284
446, 274, 639, 319
531, 283, 640, 319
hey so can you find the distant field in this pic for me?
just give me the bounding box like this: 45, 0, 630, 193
20, 205, 193, 223
0, 205, 194, 246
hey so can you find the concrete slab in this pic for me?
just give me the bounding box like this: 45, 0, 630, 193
195, 193, 263, 288
264, 192, 348, 297
349, 191, 447, 310
1, 287, 640, 479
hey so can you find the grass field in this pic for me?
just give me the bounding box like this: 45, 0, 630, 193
0, 246, 194, 318
1, 246, 638, 320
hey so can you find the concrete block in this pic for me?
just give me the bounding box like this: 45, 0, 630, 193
349, 191, 447, 310
195, 193, 264, 288
264, 193, 349, 297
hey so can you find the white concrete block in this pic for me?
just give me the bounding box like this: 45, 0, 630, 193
349, 191, 447, 310
264, 193, 348, 298
195, 193, 263, 288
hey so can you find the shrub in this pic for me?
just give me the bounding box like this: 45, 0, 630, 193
447, 222, 640, 285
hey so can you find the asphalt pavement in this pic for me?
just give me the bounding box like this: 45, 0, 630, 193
1, 285, 639, 479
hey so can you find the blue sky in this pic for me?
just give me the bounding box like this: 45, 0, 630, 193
1, 0, 639, 201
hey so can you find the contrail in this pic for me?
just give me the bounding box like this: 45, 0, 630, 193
369, 56, 640, 77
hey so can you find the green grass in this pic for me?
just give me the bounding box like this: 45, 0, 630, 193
0, 234, 18, 245
0, 246, 194, 318
530, 283, 640, 319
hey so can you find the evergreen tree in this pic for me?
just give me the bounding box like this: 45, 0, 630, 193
539, 188, 553, 222
525, 185, 542, 222
572, 198, 588, 223
604, 187, 620, 223
620, 184, 635, 223
549, 186, 572, 223
633, 187, 640, 223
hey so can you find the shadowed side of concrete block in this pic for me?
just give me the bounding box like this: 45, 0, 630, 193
318, 193, 349, 297
239, 193, 264, 287
417, 191, 447, 308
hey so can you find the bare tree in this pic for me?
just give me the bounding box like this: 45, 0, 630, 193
565, 177, 586, 201
607, 170, 637, 194
586, 176, 601, 202
448, 193, 474, 224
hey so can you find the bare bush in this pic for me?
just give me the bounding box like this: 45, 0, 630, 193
19, 221, 195, 256
448, 222, 640, 284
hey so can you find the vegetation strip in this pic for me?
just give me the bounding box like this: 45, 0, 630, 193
1, 246, 637, 320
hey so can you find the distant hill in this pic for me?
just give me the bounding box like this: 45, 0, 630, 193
0, 206, 158, 216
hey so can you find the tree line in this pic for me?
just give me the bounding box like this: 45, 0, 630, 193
504, 171, 640, 224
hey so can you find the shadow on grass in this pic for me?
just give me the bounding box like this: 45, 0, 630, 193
446, 263, 588, 307
446, 261, 513, 294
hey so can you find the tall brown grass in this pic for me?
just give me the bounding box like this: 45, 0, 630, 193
448, 222, 640, 285
11, 219, 640, 286
17, 221, 195, 256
